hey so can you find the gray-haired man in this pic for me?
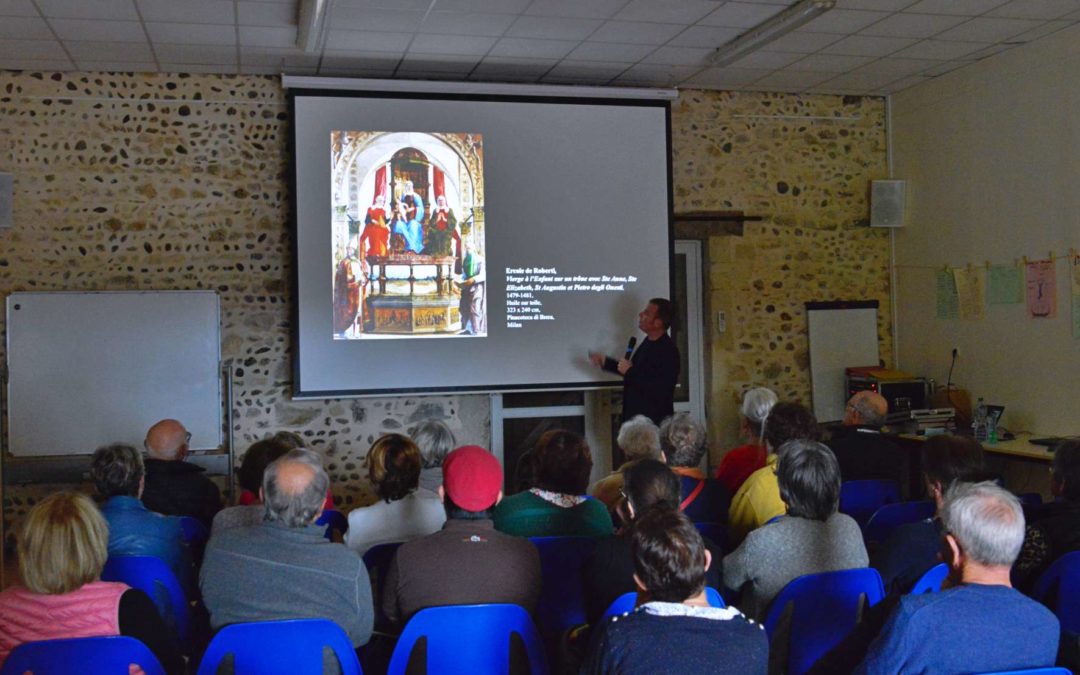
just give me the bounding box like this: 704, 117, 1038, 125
856, 482, 1059, 674
200, 448, 373, 649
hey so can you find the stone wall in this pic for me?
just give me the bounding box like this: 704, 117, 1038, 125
670, 90, 891, 452
0, 73, 890, 545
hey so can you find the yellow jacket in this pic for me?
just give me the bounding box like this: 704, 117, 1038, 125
727, 453, 786, 546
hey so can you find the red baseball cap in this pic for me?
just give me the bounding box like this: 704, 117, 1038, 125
442, 445, 502, 512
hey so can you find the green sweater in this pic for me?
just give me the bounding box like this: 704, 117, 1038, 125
493, 490, 613, 538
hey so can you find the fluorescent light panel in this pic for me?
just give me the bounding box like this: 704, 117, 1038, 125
709, 0, 836, 67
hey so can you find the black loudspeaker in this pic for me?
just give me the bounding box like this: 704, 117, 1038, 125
870, 180, 905, 228
0, 173, 11, 228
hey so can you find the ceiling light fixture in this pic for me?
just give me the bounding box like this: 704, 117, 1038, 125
297, 0, 332, 53
707, 0, 836, 67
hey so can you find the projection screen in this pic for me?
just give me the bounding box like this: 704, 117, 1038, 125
291, 89, 672, 396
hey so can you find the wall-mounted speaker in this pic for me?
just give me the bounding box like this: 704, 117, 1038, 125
870, 179, 905, 228
0, 173, 11, 228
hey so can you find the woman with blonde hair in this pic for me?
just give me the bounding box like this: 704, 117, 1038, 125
0, 491, 183, 673
345, 433, 446, 555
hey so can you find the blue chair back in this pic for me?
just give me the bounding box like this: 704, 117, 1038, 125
362, 541, 404, 628
179, 516, 208, 545
1017, 492, 1044, 507
1, 636, 165, 675
863, 500, 935, 544
980, 665, 1071, 669
909, 562, 949, 595
1032, 549, 1080, 635
528, 536, 599, 637
602, 587, 725, 620
102, 555, 191, 647
196, 619, 362, 675
387, 604, 546, 675
693, 521, 726, 547
839, 480, 901, 527
317, 509, 348, 541
763, 568, 885, 675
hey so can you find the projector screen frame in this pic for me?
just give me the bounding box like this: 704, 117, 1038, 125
287, 86, 675, 398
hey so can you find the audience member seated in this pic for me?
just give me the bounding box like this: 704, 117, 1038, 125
827, 391, 905, 485
728, 402, 821, 546
582, 509, 768, 675
200, 449, 373, 649
855, 482, 1059, 674
345, 433, 446, 555
383, 445, 541, 625
871, 434, 986, 594
410, 419, 457, 493
90, 443, 193, 595
494, 430, 613, 537
0, 491, 184, 674
714, 387, 778, 494
212, 438, 290, 533
583, 459, 724, 626
724, 439, 867, 620
262, 430, 337, 511
590, 415, 663, 513
1014, 439, 1080, 592
661, 413, 730, 523
142, 418, 222, 526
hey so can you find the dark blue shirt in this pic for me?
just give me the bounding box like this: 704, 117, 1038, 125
582, 603, 767, 675
856, 583, 1059, 674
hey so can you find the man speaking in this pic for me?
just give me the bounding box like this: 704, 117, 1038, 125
590, 298, 680, 425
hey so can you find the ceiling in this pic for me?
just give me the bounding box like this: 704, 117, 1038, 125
2, 0, 1079, 96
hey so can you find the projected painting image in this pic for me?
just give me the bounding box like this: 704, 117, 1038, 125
331, 131, 486, 339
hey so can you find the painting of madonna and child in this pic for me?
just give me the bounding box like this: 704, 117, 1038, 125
331, 131, 487, 339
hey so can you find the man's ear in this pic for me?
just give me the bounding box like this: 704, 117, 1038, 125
632, 573, 647, 593
138, 475, 145, 499
944, 533, 963, 571
703, 548, 712, 573
259, 487, 265, 504
494, 489, 504, 506
438, 485, 445, 503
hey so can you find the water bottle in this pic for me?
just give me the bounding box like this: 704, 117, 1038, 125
972, 398, 988, 442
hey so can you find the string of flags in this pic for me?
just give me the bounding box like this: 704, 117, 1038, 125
921, 249, 1080, 338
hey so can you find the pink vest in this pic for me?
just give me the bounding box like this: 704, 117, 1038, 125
0, 581, 128, 667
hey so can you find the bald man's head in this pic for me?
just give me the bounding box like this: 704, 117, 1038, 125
144, 419, 190, 461
263, 449, 329, 528
843, 391, 888, 427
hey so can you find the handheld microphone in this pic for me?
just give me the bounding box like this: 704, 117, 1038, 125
625, 336, 637, 360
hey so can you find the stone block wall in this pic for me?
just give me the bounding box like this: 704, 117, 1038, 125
0, 73, 889, 544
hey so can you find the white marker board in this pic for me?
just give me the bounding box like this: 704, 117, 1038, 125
6, 291, 221, 457
806, 301, 880, 423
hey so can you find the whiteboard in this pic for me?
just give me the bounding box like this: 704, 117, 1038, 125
6, 291, 221, 457
806, 301, 880, 423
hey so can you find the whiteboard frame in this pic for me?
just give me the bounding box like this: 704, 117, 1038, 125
806, 300, 881, 423
4, 291, 222, 458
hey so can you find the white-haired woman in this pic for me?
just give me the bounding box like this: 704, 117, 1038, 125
714, 387, 777, 493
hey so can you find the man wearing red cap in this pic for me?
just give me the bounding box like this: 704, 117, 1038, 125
382, 445, 541, 626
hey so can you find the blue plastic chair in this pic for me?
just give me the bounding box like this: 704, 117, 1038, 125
602, 587, 726, 620
528, 536, 600, 638
863, 500, 936, 544
196, 618, 362, 675
387, 604, 546, 675
839, 480, 901, 527
317, 509, 348, 541
1, 636, 165, 675
763, 568, 885, 675
693, 521, 726, 546
1032, 549, 1080, 635
179, 515, 208, 545
909, 562, 949, 595
362, 541, 404, 628
980, 665, 1071, 669
102, 555, 191, 648
1017, 492, 1044, 507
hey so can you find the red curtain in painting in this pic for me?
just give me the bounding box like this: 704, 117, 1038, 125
373, 165, 388, 203
432, 167, 445, 201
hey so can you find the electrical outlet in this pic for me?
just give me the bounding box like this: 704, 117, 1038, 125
717, 311, 726, 334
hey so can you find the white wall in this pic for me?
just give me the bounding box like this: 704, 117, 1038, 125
891, 24, 1080, 436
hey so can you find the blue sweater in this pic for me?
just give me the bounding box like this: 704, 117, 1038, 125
856, 583, 1059, 674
